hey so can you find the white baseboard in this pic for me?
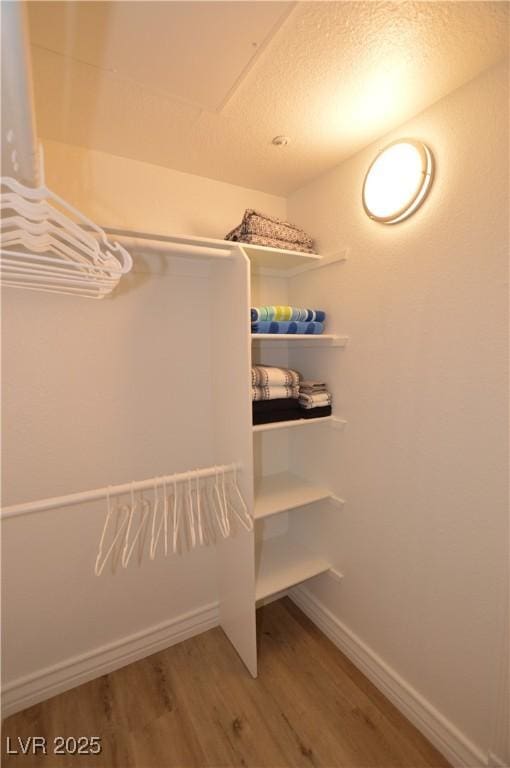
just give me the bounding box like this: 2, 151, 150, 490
2, 601, 219, 719
290, 585, 488, 768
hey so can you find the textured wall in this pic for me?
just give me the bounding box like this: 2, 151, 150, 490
287, 62, 509, 759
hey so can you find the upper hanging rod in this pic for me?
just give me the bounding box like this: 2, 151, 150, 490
101, 227, 236, 260
1, 462, 241, 520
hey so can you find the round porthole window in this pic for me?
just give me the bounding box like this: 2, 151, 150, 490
362, 139, 434, 224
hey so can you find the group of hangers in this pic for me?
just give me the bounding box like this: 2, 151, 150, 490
95, 466, 252, 576
0, 148, 132, 299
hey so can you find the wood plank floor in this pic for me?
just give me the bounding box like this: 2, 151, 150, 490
2, 598, 450, 767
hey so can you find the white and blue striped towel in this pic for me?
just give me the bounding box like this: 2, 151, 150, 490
251, 321, 324, 335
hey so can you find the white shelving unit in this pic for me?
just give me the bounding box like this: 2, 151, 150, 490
255, 536, 331, 601
254, 471, 333, 520
245, 240, 347, 634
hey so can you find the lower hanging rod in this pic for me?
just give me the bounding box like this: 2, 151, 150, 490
1, 462, 241, 520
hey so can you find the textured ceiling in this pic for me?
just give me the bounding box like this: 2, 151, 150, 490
28, 1, 509, 195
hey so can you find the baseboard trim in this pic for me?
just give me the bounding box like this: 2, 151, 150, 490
290, 585, 487, 768
2, 601, 219, 719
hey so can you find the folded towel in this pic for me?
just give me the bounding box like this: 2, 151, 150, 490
299, 392, 332, 409
252, 365, 300, 387
227, 232, 316, 253
251, 306, 326, 323
226, 224, 243, 240
251, 321, 324, 335
300, 382, 328, 398
253, 410, 302, 426
300, 405, 332, 419
299, 380, 328, 391
225, 209, 314, 249
253, 398, 301, 413
253, 384, 299, 401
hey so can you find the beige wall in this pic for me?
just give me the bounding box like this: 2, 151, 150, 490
288, 61, 509, 761
41, 139, 287, 237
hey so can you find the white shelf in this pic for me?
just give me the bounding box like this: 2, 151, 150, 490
251, 333, 347, 347
255, 535, 330, 600
253, 415, 344, 432
254, 471, 332, 520
240, 243, 321, 273
102, 230, 337, 272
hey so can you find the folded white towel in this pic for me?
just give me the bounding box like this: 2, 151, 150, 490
253, 384, 299, 401
299, 380, 327, 389
299, 392, 332, 409
252, 365, 300, 387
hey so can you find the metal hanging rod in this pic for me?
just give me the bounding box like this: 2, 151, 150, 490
1, 462, 241, 521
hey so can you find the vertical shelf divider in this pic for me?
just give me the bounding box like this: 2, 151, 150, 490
211, 246, 257, 678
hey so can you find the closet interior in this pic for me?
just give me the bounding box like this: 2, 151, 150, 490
1, 3, 508, 767
1, 6, 351, 672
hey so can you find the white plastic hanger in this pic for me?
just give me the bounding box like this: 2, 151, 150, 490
213, 466, 230, 537
186, 474, 197, 549
91, 465, 252, 574
0, 147, 132, 298
226, 467, 253, 532
95, 489, 130, 577
149, 478, 167, 560
195, 473, 204, 546
121, 485, 151, 568
172, 477, 181, 554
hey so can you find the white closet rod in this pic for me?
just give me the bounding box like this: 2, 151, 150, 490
102, 228, 234, 259
1, 462, 240, 521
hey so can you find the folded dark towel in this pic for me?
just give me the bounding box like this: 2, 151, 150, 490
300, 405, 332, 419
253, 398, 301, 413
253, 410, 303, 425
